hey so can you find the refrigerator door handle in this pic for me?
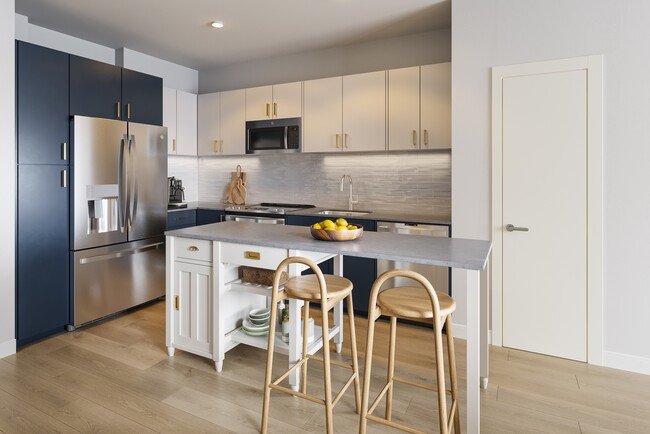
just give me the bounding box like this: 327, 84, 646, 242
78, 241, 164, 265
118, 135, 128, 232
128, 134, 138, 231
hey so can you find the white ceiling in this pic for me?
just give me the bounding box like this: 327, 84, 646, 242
15, 0, 451, 71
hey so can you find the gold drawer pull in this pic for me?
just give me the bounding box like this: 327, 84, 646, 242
175, 295, 179, 311
245, 251, 260, 260
188, 246, 199, 252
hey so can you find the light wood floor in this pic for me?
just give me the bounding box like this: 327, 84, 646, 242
2, 301, 650, 433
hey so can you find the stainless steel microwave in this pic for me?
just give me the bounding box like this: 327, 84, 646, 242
246, 117, 301, 154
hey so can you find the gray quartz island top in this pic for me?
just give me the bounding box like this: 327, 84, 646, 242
166, 221, 490, 270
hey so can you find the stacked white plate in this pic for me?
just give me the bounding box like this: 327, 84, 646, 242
242, 308, 271, 336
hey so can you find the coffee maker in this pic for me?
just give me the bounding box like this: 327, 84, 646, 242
168, 177, 187, 208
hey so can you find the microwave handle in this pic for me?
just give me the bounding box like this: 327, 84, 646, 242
284, 126, 289, 149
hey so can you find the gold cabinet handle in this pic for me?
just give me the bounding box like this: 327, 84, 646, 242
344, 133, 348, 149
412, 130, 417, 147
175, 295, 179, 311
214, 140, 219, 153
188, 246, 199, 251
173, 138, 177, 152
273, 102, 277, 117
335, 133, 340, 148
127, 103, 131, 119
62, 142, 67, 161
117, 101, 121, 118
220, 140, 223, 153
423, 129, 429, 146
244, 251, 260, 260
266, 103, 270, 117
61, 169, 67, 188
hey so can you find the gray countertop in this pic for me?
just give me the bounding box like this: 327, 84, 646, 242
169, 203, 451, 226
166, 221, 490, 270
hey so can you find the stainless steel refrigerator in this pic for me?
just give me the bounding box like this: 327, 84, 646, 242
70, 116, 167, 328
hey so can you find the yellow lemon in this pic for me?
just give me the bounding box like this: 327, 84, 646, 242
322, 219, 336, 229
336, 225, 349, 231
347, 224, 357, 230
312, 223, 322, 229
335, 218, 348, 227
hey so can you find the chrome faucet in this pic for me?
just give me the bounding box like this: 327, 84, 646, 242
340, 174, 358, 210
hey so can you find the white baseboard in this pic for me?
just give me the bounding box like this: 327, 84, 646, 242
603, 350, 650, 376
0, 339, 16, 359
451, 323, 492, 344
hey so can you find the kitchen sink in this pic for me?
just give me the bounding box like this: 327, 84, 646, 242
315, 210, 372, 217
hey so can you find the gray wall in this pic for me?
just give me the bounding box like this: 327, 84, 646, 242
197, 152, 451, 215
200, 29, 451, 93
452, 0, 650, 371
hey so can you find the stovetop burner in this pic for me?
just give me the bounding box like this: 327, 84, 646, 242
225, 203, 315, 215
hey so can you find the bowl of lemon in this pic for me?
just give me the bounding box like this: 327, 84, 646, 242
310, 218, 363, 241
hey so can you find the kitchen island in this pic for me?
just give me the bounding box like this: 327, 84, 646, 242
165, 221, 491, 433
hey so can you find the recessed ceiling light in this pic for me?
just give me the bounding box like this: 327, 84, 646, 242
210, 21, 224, 29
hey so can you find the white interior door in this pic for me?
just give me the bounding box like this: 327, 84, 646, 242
502, 69, 587, 362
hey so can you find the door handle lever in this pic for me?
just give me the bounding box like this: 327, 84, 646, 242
505, 224, 529, 232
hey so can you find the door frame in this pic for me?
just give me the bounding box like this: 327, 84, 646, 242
491, 55, 604, 364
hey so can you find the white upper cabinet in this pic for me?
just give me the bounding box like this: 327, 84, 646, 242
246, 82, 302, 121
387, 63, 451, 151
303, 76, 343, 153
388, 66, 421, 151
199, 89, 246, 156
342, 70, 386, 152
420, 62, 451, 149
165, 87, 198, 156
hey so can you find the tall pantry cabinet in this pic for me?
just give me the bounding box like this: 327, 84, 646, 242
15, 41, 70, 346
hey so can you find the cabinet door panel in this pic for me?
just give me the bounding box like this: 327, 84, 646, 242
273, 82, 302, 119
343, 71, 386, 152
421, 63, 451, 149
163, 87, 177, 154
303, 77, 343, 153
174, 262, 212, 355
196, 209, 223, 225
388, 67, 420, 151
168, 209, 197, 229
122, 69, 162, 126
220, 89, 246, 155
17, 41, 69, 165
17, 165, 69, 345
246, 85, 273, 121
70, 55, 122, 120
176, 91, 198, 155
198, 92, 221, 156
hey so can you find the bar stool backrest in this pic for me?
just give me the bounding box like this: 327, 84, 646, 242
272, 256, 329, 300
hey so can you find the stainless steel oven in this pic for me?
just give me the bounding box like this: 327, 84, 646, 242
224, 214, 284, 225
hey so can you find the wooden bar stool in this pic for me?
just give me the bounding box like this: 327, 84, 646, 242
261, 256, 361, 434
359, 269, 461, 434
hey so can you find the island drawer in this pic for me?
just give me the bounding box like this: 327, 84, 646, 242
220, 242, 288, 270
174, 238, 212, 263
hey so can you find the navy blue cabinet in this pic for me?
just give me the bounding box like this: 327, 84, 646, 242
168, 209, 197, 229
285, 215, 377, 315
196, 209, 224, 225
16, 41, 69, 165
17, 165, 69, 346
122, 69, 163, 126
70, 55, 122, 120
70, 56, 162, 125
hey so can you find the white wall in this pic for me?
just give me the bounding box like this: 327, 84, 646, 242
116, 48, 198, 93
452, 0, 650, 373
200, 29, 451, 93
0, 0, 16, 358
15, 14, 114, 63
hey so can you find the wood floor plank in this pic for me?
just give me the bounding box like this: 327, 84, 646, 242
0, 388, 80, 434
53, 399, 158, 434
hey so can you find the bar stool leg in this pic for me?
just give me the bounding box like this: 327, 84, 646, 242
359, 305, 378, 434
434, 315, 449, 434
346, 294, 361, 413
446, 314, 461, 434
261, 295, 281, 434
321, 299, 334, 434
301, 301, 310, 395
385, 316, 397, 421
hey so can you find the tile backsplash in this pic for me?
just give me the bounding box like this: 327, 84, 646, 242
189, 151, 451, 214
